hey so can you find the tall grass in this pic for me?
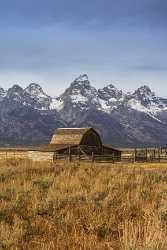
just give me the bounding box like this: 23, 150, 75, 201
0, 159, 167, 249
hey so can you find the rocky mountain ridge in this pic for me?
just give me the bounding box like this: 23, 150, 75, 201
0, 74, 167, 147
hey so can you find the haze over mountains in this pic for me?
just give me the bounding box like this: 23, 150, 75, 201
0, 74, 167, 147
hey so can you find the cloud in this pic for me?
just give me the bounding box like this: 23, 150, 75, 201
132, 64, 167, 72
0, 0, 166, 97
0, 0, 167, 29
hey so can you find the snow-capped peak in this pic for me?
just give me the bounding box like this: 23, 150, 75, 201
98, 83, 124, 101
24, 83, 49, 99
133, 85, 155, 100
22, 83, 51, 110
126, 85, 167, 117
64, 74, 97, 98
7, 85, 23, 96
5, 85, 24, 102
129, 85, 159, 110
54, 74, 100, 112
1, 77, 166, 121
136, 85, 152, 92
70, 74, 91, 89
97, 84, 125, 112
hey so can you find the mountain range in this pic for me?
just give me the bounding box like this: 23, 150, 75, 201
0, 74, 167, 147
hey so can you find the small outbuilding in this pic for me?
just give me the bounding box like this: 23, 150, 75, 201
43, 127, 121, 160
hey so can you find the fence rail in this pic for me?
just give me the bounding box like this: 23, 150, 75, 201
53, 153, 167, 163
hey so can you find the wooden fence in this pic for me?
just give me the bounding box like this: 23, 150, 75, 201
1, 147, 167, 164
54, 152, 167, 163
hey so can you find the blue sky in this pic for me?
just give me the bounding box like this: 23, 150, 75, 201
0, 0, 167, 96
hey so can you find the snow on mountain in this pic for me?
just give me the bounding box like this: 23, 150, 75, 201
69, 74, 99, 105
49, 76, 126, 114
50, 97, 64, 111
24, 83, 51, 110
6, 85, 24, 102
98, 84, 125, 112
1, 75, 167, 146
127, 85, 167, 116
0, 87, 6, 101
98, 84, 124, 101
132, 85, 157, 106
127, 98, 148, 113
1, 77, 167, 119
57, 74, 100, 110
1, 75, 167, 120
48, 76, 167, 120
24, 83, 46, 96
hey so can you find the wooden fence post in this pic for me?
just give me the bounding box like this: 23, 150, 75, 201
146, 148, 148, 162
158, 147, 161, 163
92, 152, 94, 162
69, 146, 72, 162
154, 149, 156, 161
134, 148, 137, 163
78, 146, 80, 161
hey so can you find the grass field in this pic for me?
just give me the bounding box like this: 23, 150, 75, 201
0, 159, 167, 249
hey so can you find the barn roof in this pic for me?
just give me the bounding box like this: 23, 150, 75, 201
40, 144, 75, 152
50, 127, 99, 145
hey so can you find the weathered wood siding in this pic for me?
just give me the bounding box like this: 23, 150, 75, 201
51, 133, 82, 145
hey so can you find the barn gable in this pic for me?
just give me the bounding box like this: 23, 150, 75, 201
50, 127, 102, 147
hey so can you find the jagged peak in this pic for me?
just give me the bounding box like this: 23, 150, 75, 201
25, 83, 43, 92
70, 74, 91, 89
8, 84, 23, 91
98, 83, 124, 101
5, 85, 24, 102
65, 74, 98, 98
99, 83, 124, 93
134, 85, 154, 96
128, 85, 159, 108
7, 85, 23, 96
74, 74, 89, 82
24, 83, 49, 98
103, 83, 117, 89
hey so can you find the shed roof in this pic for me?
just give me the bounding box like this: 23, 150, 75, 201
103, 145, 122, 152
50, 127, 99, 145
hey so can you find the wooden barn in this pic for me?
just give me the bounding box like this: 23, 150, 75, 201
43, 127, 121, 160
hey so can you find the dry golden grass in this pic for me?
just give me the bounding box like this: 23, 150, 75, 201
0, 159, 167, 249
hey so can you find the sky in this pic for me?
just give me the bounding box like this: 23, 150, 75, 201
0, 0, 167, 97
